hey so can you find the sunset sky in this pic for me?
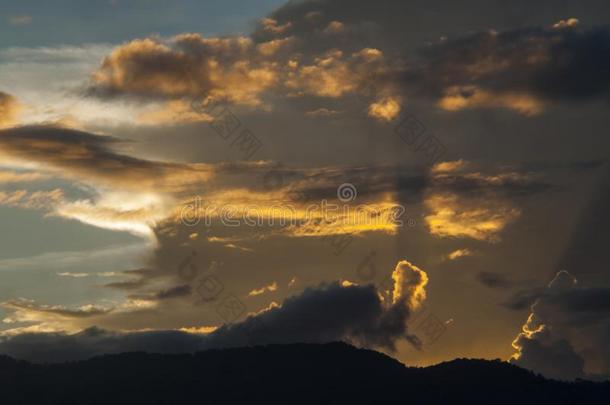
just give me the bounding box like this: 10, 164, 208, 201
0, 0, 609, 381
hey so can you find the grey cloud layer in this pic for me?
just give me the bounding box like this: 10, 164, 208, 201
0, 125, 212, 192
84, 0, 610, 118
0, 282, 419, 363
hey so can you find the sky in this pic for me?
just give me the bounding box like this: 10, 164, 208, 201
0, 0, 609, 381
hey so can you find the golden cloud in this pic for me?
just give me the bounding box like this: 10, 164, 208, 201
260, 18, 292, 34
0, 170, 49, 184
438, 85, 544, 115
172, 187, 404, 239
90, 34, 278, 107
88, 31, 395, 121
248, 281, 279, 296
0, 92, 20, 128
391, 260, 428, 310
447, 248, 474, 261
0, 189, 64, 211
1, 299, 113, 336
552, 18, 579, 29
424, 192, 520, 242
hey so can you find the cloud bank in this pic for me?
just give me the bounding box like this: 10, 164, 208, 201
0, 261, 428, 362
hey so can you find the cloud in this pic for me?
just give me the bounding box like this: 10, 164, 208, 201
86, 29, 394, 121
510, 271, 610, 380
0, 125, 214, 236
437, 85, 543, 115
447, 249, 473, 261
422, 161, 550, 241
0, 327, 205, 363
260, 18, 292, 35
248, 281, 278, 296
0, 189, 64, 210
100, 159, 552, 338
264, 0, 610, 114
136, 99, 214, 125
410, 24, 610, 114
367, 97, 401, 121
0, 170, 49, 184
9, 1, 610, 134
391, 260, 428, 309
57, 272, 90, 278
0, 260, 429, 362
0, 243, 149, 272
304, 108, 342, 118
552, 18, 580, 29
424, 192, 520, 242
0, 92, 20, 128
3, 299, 112, 319
253, 1, 610, 115
1, 299, 114, 336
8, 15, 32, 26
201, 281, 421, 353
0, 125, 212, 192
88, 35, 277, 107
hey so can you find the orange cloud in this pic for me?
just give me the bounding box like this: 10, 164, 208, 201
0, 189, 64, 210
0, 170, 49, 184
391, 260, 428, 310
0, 92, 20, 128
424, 192, 520, 242
438, 85, 544, 115
248, 282, 279, 296
368, 97, 401, 121
447, 248, 474, 261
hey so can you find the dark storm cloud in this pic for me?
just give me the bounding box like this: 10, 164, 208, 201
0, 327, 204, 363
257, 0, 610, 51
201, 282, 419, 352
512, 328, 586, 381
0, 282, 421, 363
510, 271, 610, 380
550, 288, 610, 314
502, 288, 545, 311
406, 24, 610, 104
84, 0, 610, 119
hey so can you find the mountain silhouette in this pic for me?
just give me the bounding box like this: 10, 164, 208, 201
0, 342, 608, 404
